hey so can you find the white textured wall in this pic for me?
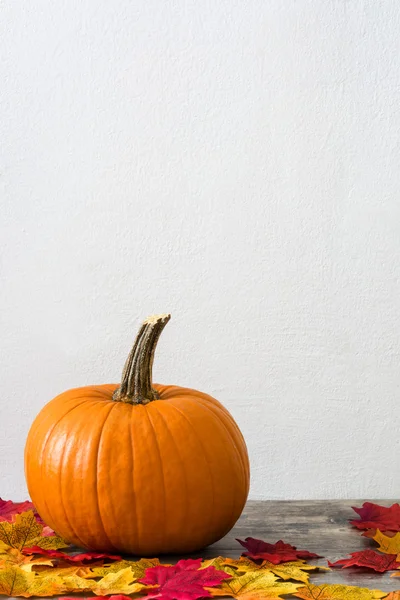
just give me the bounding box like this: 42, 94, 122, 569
2, 1, 400, 501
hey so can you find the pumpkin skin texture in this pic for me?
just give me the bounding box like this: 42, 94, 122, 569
24, 316, 250, 555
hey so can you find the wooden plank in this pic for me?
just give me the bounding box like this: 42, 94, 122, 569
168, 500, 398, 593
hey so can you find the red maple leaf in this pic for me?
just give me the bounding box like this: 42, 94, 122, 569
22, 546, 121, 563
236, 537, 321, 565
65, 597, 131, 600
350, 503, 400, 532
139, 558, 231, 600
0, 498, 45, 524
328, 549, 400, 572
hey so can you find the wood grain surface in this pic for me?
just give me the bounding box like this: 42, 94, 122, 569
167, 499, 399, 593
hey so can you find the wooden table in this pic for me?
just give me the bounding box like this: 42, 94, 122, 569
187, 500, 398, 594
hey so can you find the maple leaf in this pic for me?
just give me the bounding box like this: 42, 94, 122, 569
350, 503, 400, 532
51, 573, 94, 593
328, 549, 400, 572
201, 558, 238, 576
65, 596, 132, 600
139, 558, 231, 600
373, 530, 400, 560
0, 499, 45, 523
0, 542, 53, 571
41, 526, 56, 537
294, 583, 386, 599
209, 570, 299, 599
0, 565, 91, 597
237, 537, 321, 564
91, 567, 144, 596
90, 557, 162, 578
222, 556, 325, 583
363, 530, 397, 540
384, 594, 400, 599
22, 546, 121, 564
32, 564, 95, 578
0, 511, 68, 551
219, 557, 268, 573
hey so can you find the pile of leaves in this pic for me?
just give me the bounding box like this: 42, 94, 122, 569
0, 499, 399, 599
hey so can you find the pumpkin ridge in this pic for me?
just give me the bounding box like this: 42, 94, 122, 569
178, 398, 240, 534
89, 385, 116, 398
184, 392, 250, 486
59, 398, 114, 547
54, 387, 114, 402
95, 402, 121, 552
35, 397, 92, 533
166, 401, 216, 538
190, 397, 250, 498
153, 402, 189, 544
129, 402, 139, 553
145, 406, 167, 553
58, 403, 95, 549
191, 398, 249, 519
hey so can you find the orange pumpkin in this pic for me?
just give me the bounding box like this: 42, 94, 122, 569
25, 314, 250, 555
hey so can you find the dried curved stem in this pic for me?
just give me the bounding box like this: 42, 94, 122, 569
113, 313, 171, 404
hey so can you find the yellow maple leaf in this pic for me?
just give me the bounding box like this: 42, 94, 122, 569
54, 573, 94, 593
294, 583, 386, 599
208, 570, 299, 599
222, 557, 324, 584
90, 557, 161, 579
262, 560, 328, 584
0, 565, 91, 597
0, 511, 68, 551
32, 564, 95, 579
221, 558, 268, 573
201, 557, 238, 576
91, 566, 145, 596
0, 545, 53, 571
373, 530, 400, 560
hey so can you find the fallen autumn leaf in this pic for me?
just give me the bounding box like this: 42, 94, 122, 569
351, 504, 400, 532
139, 558, 231, 600
0, 512, 68, 552
237, 537, 321, 564
328, 549, 400, 572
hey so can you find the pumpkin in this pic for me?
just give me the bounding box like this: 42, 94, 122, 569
25, 314, 250, 555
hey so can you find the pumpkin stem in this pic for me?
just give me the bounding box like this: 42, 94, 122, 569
113, 313, 171, 404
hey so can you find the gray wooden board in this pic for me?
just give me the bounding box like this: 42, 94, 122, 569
164, 499, 399, 593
